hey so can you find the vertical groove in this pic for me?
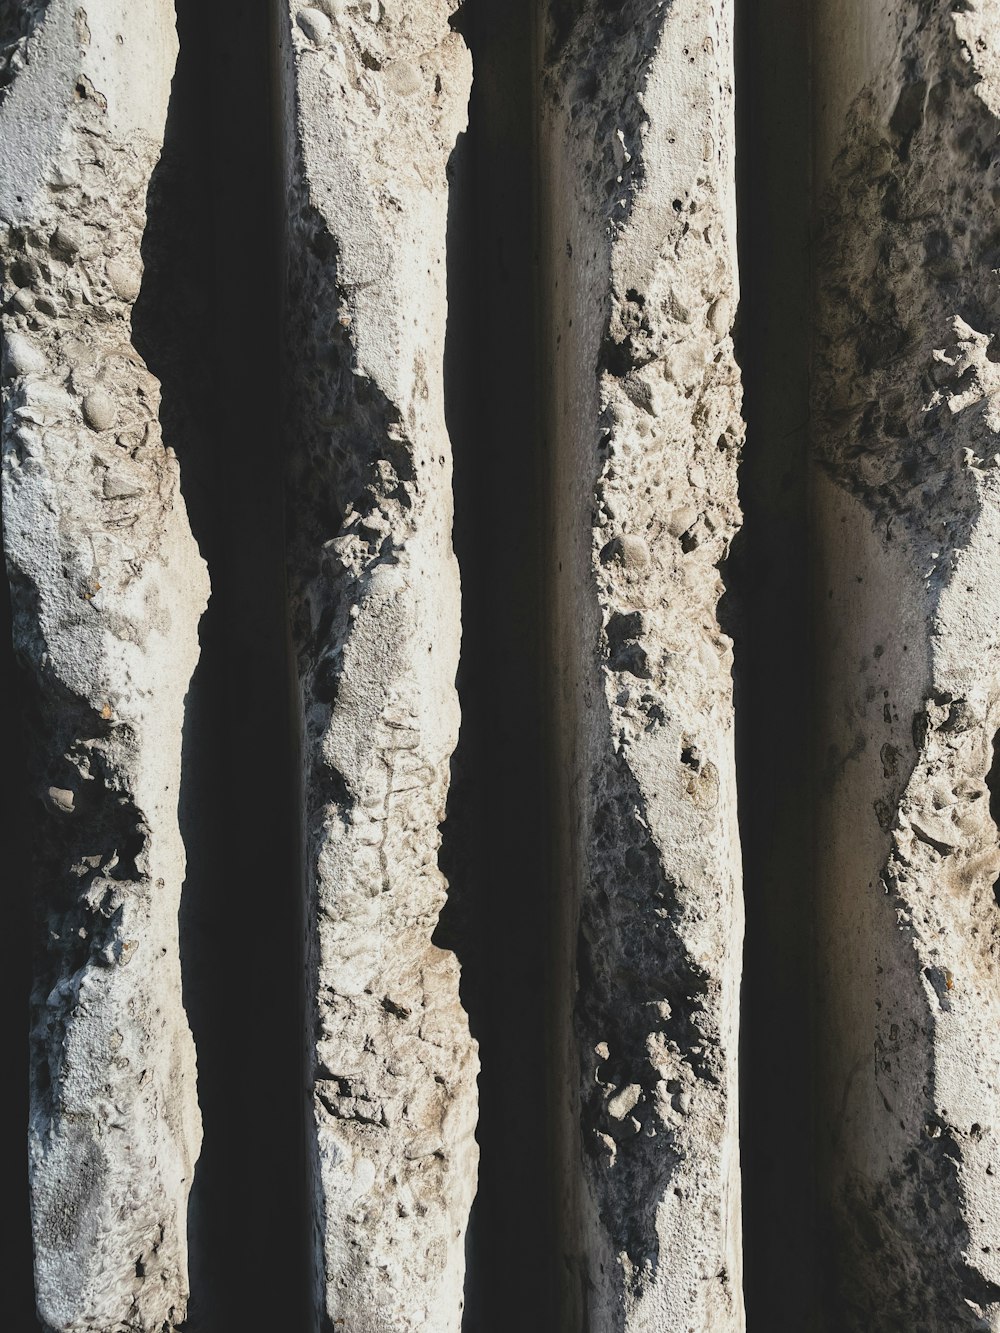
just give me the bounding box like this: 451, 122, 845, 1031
134, 0, 306, 1326
0, 551, 37, 1327
438, 0, 555, 1328
201, 0, 309, 1314
733, 0, 818, 1326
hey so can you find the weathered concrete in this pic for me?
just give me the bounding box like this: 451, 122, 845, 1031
814, 1, 1000, 1326
279, 3, 478, 1329
14, 0, 1000, 1324
0, 2, 207, 1329
541, 1, 745, 1327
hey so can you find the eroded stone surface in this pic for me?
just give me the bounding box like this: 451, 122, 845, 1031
542, 2, 744, 1328
0, 2, 206, 1329
815, 2, 1000, 1326
279, 2, 477, 1328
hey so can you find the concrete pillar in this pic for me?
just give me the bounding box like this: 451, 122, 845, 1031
541, 2, 745, 1327
278, 3, 478, 1329
0, 3, 206, 1329
814, 1, 1000, 1325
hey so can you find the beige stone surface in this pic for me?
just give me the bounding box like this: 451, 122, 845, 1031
541, 1, 745, 1327
815, 2, 1000, 1325
0, 2, 206, 1328
278, 2, 478, 1328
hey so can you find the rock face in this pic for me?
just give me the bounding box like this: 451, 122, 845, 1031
0, 2, 206, 1330
277, 3, 478, 1330
814, 1, 1000, 1326
541, 2, 745, 1328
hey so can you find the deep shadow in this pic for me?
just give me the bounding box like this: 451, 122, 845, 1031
0, 520, 41, 1326
988, 730, 1000, 907
436, 0, 555, 1328
733, 0, 818, 1326
132, 0, 306, 1327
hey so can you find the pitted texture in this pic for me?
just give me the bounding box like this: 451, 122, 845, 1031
815, 3, 1000, 1327
815, 5, 1000, 567
0, 0, 46, 101
543, 1, 744, 1328
280, 2, 477, 1329
0, 3, 205, 1330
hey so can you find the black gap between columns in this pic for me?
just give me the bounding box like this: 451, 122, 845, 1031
0, 541, 39, 1325
133, 1, 307, 1327
437, 0, 557, 1328
732, 0, 818, 1327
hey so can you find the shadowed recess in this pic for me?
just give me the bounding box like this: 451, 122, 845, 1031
437, 0, 556, 1328
132, 0, 307, 1326
988, 730, 1000, 907
733, 0, 818, 1325
0, 517, 39, 1326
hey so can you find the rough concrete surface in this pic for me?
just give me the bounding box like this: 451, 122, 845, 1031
279, 2, 478, 1329
0, 2, 206, 1329
7, 0, 1000, 1328
542, 1, 744, 1328
814, 0, 1000, 1326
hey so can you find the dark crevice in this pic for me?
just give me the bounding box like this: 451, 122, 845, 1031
734, 0, 819, 1327
986, 730, 1000, 907
436, 0, 555, 1328
0, 519, 39, 1327
133, 1, 307, 1328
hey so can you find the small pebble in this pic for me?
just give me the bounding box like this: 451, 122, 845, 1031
384, 60, 422, 96
297, 7, 332, 43
667, 288, 691, 323
46, 786, 75, 814
618, 534, 650, 570
667, 505, 698, 538
708, 296, 731, 338
83, 388, 117, 432
52, 223, 83, 256
3, 332, 46, 376
607, 1083, 641, 1121
50, 160, 80, 190
106, 256, 142, 302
